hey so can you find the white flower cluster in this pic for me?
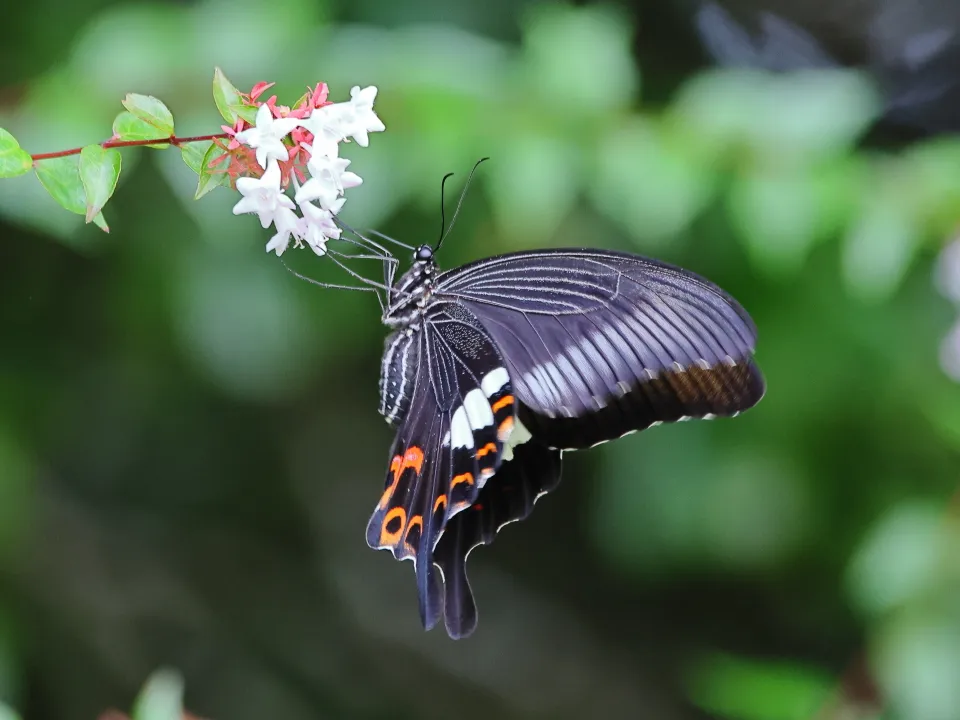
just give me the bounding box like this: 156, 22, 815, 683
231, 86, 385, 256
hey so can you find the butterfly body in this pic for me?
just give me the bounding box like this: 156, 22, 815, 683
367, 245, 764, 638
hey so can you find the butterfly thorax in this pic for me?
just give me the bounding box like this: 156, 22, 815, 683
378, 256, 439, 425
382, 258, 438, 329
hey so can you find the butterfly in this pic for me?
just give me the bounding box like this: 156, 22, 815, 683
285, 168, 764, 639
362, 242, 764, 639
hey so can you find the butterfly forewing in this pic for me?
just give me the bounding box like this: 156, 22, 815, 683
434, 249, 764, 447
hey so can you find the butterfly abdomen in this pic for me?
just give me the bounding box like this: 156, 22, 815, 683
378, 328, 420, 425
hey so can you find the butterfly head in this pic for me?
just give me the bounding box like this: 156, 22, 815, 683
382, 245, 439, 327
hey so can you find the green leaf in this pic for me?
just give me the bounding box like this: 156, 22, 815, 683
213, 67, 243, 124
79, 144, 121, 222
487, 132, 579, 242
180, 141, 213, 175
0, 128, 32, 178
132, 668, 183, 720
846, 501, 945, 617
0, 701, 22, 720
195, 142, 228, 199
687, 652, 833, 720
521, 4, 639, 113
35, 155, 86, 215
230, 103, 259, 125
113, 111, 169, 149
121, 93, 175, 135
842, 194, 919, 302
92, 212, 109, 232
590, 118, 714, 247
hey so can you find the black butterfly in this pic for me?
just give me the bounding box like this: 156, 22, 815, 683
362, 242, 764, 639
286, 168, 764, 639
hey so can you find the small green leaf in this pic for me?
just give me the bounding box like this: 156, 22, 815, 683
0, 128, 32, 178
181, 141, 213, 175
230, 103, 259, 125
79, 144, 121, 222
132, 668, 183, 720
121, 93, 175, 135
92, 212, 109, 232
195, 142, 228, 199
113, 111, 169, 149
35, 155, 86, 215
213, 67, 243, 124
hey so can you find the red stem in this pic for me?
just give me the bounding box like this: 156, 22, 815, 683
30, 133, 230, 161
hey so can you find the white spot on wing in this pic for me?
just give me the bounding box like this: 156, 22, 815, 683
450, 406, 473, 448
463, 388, 494, 430
481, 367, 510, 397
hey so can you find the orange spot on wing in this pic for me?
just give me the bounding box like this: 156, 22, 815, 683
379, 454, 405, 509
404, 514, 423, 551
379, 507, 406, 546
497, 416, 514, 441
491, 395, 514, 413
402, 447, 424, 475
451, 472, 474, 489
380, 447, 425, 509
433, 494, 447, 514
476, 442, 497, 458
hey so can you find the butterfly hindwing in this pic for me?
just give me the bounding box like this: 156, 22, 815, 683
366, 363, 446, 628
434, 440, 562, 638
368, 302, 518, 629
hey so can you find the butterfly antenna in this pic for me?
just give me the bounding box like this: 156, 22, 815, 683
437, 171, 456, 247
435, 157, 489, 253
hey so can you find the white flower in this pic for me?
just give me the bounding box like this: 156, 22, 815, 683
232, 160, 295, 228
295, 147, 362, 211
330, 86, 385, 147
298, 198, 342, 256
265, 206, 302, 256
298, 105, 346, 159
235, 104, 301, 170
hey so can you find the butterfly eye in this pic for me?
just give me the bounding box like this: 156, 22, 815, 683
415, 245, 434, 262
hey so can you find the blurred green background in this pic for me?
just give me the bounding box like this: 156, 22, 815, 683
3, 0, 960, 719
